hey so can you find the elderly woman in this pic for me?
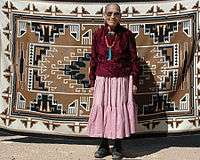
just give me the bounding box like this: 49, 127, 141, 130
87, 3, 140, 159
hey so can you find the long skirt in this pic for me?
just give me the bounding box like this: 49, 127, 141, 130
87, 75, 138, 139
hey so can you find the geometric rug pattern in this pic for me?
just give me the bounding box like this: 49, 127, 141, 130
0, 0, 200, 136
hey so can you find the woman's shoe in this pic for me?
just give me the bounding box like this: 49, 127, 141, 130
111, 146, 123, 159
94, 146, 111, 158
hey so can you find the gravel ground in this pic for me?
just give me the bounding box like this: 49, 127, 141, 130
1, 130, 200, 160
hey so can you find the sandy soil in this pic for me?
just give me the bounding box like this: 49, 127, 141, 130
0, 130, 200, 160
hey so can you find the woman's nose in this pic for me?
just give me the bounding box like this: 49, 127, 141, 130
110, 13, 115, 18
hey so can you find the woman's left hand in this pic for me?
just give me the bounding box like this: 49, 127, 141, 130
133, 85, 137, 94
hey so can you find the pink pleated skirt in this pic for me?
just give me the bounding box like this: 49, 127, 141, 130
87, 75, 138, 139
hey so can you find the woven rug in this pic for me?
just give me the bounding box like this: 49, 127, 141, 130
0, 0, 199, 136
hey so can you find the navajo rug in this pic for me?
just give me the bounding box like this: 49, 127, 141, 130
0, 0, 199, 136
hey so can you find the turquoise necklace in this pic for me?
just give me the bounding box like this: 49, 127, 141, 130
105, 34, 117, 60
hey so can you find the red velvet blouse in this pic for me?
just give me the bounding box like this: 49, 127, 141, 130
89, 24, 140, 87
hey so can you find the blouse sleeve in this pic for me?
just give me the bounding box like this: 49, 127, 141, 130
89, 32, 98, 87
128, 33, 140, 86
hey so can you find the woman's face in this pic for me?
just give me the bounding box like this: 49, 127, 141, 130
104, 4, 121, 28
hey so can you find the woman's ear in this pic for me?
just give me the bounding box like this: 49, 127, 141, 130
103, 13, 106, 21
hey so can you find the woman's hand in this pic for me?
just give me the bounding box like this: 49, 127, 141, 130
132, 85, 137, 94
89, 87, 94, 94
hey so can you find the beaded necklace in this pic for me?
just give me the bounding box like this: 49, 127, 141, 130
104, 34, 117, 60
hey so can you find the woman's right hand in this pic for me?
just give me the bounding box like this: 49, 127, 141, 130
89, 87, 94, 94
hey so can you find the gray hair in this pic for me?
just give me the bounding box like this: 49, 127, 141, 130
104, 3, 121, 13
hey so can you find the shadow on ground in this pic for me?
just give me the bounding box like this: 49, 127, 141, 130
122, 133, 200, 158
1, 129, 200, 159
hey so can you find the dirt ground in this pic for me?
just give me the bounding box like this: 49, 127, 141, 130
0, 129, 200, 160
